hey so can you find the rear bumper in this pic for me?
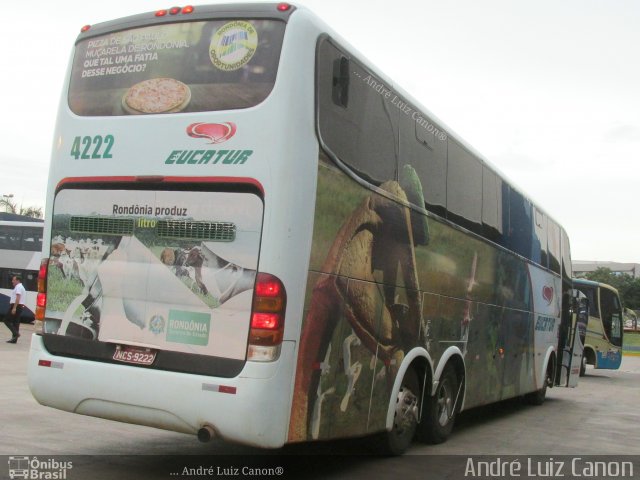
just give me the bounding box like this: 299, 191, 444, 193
27, 334, 295, 448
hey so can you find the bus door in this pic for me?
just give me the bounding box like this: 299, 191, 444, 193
556, 291, 586, 387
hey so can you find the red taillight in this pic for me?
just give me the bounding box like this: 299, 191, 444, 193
182, 5, 194, 14
155, 9, 168, 17
169, 6, 181, 15
37, 293, 46, 309
35, 258, 48, 321
80, 25, 91, 33
38, 260, 47, 290
251, 312, 280, 330
248, 273, 286, 359
277, 3, 291, 11
255, 279, 282, 297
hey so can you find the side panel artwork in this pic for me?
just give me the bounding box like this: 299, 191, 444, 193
288, 155, 547, 443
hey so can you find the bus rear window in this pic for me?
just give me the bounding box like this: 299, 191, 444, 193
69, 19, 285, 116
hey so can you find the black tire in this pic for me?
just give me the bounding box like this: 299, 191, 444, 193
374, 367, 420, 456
419, 363, 458, 444
579, 354, 587, 377
525, 363, 552, 406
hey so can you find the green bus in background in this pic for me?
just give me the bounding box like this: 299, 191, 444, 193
573, 278, 623, 375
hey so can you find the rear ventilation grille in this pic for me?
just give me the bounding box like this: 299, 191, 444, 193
157, 220, 236, 242
70, 216, 135, 236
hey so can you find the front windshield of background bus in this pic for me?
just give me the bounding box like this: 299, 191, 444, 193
68, 20, 285, 116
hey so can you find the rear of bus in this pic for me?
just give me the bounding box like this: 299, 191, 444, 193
28, 3, 320, 448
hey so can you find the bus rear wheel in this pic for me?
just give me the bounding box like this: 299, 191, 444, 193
419, 363, 458, 444
579, 354, 587, 377
374, 367, 420, 455
525, 362, 552, 405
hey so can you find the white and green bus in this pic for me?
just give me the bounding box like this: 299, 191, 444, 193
28, 3, 583, 454
573, 278, 623, 375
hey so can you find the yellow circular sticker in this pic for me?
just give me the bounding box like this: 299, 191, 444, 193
210, 21, 258, 71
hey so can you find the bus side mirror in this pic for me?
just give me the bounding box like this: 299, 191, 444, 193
332, 56, 350, 108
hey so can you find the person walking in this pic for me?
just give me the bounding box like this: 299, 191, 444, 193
4, 275, 26, 343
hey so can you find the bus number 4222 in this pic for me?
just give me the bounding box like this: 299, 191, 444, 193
70, 135, 114, 160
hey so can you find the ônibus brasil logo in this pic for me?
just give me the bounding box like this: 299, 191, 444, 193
7, 456, 73, 479
165, 122, 252, 165
186, 122, 237, 144
542, 285, 554, 305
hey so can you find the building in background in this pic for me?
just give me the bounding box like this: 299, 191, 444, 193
573, 261, 640, 279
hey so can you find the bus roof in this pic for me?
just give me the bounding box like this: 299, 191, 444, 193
75, 2, 297, 44
573, 277, 619, 293
0, 213, 44, 223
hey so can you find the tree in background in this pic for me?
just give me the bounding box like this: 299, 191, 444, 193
584, 267, 640, 310
0, 197, 43, 219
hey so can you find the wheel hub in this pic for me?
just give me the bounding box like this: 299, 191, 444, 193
394, 386, 419, 431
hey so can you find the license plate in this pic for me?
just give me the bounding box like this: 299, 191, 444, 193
113, 345, 156, 366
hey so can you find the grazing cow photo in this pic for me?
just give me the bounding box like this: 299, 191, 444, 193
160, 246, 208, 296
160, 244, 255, 305
49, 237, 113, 294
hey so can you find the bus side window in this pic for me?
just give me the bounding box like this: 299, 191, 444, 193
398, 104, 447, 217
446, 138, 482, 235
600, 288, 623, 346
505, 186, 533, 260
482, 166, 504, 245
0, 225, 21, 249
561, 228, 572, 283
23, 271, 38, 292
547, 219, 561, 275
533, 208, 548, 268
317, 37, 398, 185
580, 286, 599, 318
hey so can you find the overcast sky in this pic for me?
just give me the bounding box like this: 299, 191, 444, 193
0, 0, 638, 263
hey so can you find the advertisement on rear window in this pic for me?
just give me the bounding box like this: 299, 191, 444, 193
47, 189, 262, 360
69, 20, 285, 115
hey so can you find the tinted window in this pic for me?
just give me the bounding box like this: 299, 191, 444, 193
547, 219, 561, 274
561, 228, 572, 282
505, 186, 533, 259
317, 38, 398, 184
576, 284, 599, 318
0, 226, 43, 251
70, 20, 285, 115
600, 288, 623, 347
0, 226, 21, 249
533, 208, 548, 267
21, 227, 43, 252
482, 166, 503, 244
398, 107, 447, 216
446, 139, 482, 233
0, 268, 36, 291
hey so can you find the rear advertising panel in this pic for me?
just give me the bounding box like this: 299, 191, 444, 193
69, 19, 285, 116
45, 189, 262, 364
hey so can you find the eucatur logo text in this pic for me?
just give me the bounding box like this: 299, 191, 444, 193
165, 122, 253, 165
165, 149, 252, 165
